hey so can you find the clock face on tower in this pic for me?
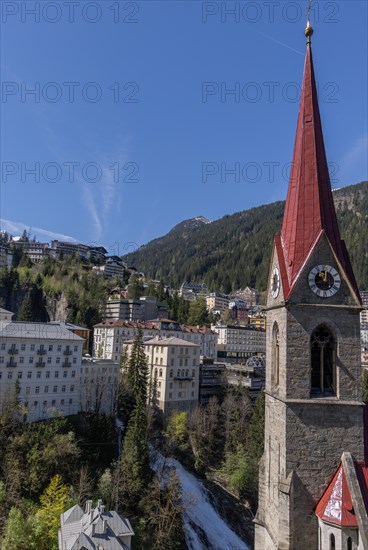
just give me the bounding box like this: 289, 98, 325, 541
308, 264, 341, 298
271, 267, 280, 298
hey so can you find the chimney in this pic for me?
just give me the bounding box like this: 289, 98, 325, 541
91, 524, 95, 536
102, 519, 107, 533
85, 500, 92, 514
100, 504, 105, 514
97, 499, 103, 509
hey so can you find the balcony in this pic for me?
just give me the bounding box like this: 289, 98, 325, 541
35, 361, 46, 368
37, 349, 47, 355
62, 361, 71, 368
6, 361, 17, 367
8, 348, 19, 355
63, 350, 72, 356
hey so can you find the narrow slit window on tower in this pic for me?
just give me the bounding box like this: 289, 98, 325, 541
311, 325, 335, 396
272, 322, 280, 387
330, 533, 335, 550
347, 537, 352, 550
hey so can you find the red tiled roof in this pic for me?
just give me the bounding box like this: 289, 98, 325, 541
315, 460, 368, 527
279, 41, 360, 302
315, 464, 357, 527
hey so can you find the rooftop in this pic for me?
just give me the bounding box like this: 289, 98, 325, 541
0, 321, 85, 341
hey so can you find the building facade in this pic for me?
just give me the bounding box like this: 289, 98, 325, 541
213, 323, 266, 362
206, 292, 229, 314
140, 336, 200, 417
104, 296, 168, 322
93, 319, 218, 362
254, 23, 367, 549
80, 358, 119, 416
0, 318, 84, 422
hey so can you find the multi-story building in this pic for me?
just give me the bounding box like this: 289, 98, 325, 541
93, 256, 125, 280
179, 281, 209, 301
213, 323, 266, 363
206, 292, 229, 314
50, 240, 107, 262
229, 286, 259, 307
93, 319, 218, 362
80, 358, 119, 416
248, 313, 266, 330
125, 336, 200, 418
0, 246, 13, 268
229, 299, 248, 322
199, 359, 225, 405
11, 241, 50, 262
0, 317, 84, 422
104, 296, 168, 322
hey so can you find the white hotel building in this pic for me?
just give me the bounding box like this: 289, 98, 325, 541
125, 336, 200, 418
93, 319, 218, 362
0, 309, 84, 422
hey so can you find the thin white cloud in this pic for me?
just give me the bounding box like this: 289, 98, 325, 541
339, 134, 368, 171
0, 219, 79, 243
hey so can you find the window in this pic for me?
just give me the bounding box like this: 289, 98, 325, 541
44, 386, 49, 393
61, 399, 65, 405
170, 369, 173, 378
17, 372, 22, 379
1, 343, 5, 350
52, 400, 56, 406
56, 357, 60, 364
330, 534, 335, 550
69, 398, 73, 404
8, 372, 12, 379
272, 322, 280, 387
62, 385, 66, 392
35, 386, 40, 394
71, 371, 76, 378
73, 358, 76, 364
57, 345, 61, 352
0, 357, 3, 364
53, 386, 57, 393
73, 345, 77, 352
49, 345, 53, 351
27, 371, 32, 379
46, 371, 50, 378
34, 400, 38, 407
63, 371, 67, 378
159, 369, 163, 377
347, 537, 352, 550
47, 357, 51, 364
43, 400, 47, 407
19, 356, 24, 364
311, 326, 335, 395
29, 357, 33, 364
70, 385, 74, 392
30, 344, 35, 351
55, 371, 59, 378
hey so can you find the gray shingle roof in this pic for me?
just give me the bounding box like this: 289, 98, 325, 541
0, 321, 84, 341
144, 336, 199, 347
59, 504, 134, 550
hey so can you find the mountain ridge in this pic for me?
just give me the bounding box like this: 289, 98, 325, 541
122, 181, 368, 293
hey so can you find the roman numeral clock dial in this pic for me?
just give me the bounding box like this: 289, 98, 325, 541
308, 265, 341, 298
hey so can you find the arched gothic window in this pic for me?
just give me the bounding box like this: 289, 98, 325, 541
272, 322, 280, 387
330, 533, 335, 550
347, 537, 352, 550
311, 325, 335, 395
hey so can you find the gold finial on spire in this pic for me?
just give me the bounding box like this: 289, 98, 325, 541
305, 0, 314, 43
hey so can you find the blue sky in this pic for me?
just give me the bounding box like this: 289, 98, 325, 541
1, 0, 367, 255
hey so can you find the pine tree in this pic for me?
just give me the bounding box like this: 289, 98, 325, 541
17, 292, 34, 321
119, 330, 149, 511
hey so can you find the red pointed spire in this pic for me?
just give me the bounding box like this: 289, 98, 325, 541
279, 29, 360, 301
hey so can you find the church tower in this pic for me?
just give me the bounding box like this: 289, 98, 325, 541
254, 22, 364, 549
